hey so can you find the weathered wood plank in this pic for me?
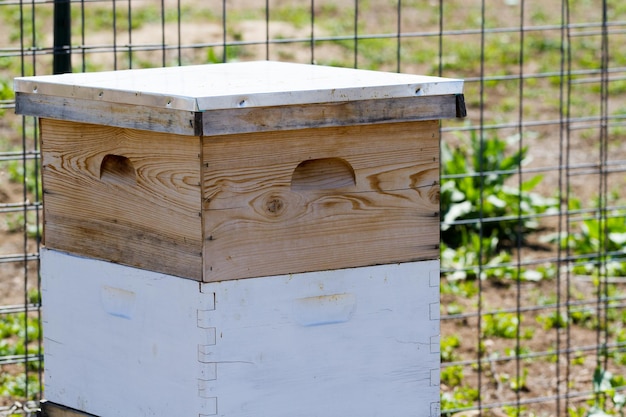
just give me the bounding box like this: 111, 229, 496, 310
17, 93, 201, 136
200, 94, 461, 135
202, 121, 440, 281
40, 119, 203, 280
17, 93, 463, 136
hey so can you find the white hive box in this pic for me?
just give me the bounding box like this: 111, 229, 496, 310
41, 249, 441, 417
15, 61, 464, 417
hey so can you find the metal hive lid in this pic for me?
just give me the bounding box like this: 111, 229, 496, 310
14, 61, 464, 112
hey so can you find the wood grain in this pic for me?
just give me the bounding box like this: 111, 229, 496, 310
16, 92, 463, 136
200, 94, 461, 135
202, 121, 440, 282
41, 119, 441, 282
17, 93, 201, 135
40, 119, 203, 280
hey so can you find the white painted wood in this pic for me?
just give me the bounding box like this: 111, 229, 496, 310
15, 61, 463, 111
41, 248, 440, 417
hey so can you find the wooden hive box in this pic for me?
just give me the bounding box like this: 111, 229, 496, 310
15, 61, 464, 417
15, 61, 464, 282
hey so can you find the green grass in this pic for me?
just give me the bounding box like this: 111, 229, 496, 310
441, 385, 480, 416
0, 372, 41, 403
0, 314, 40, 358
482, 312, 532, 340
547, 197, 626, 277
0, 157, 41, 198
0, 3, 48, 45
441, 335, 462, 362
0, 77, 14, 117
2, 210, 41, 238
0, 312, 42, 403
441, 364, 465, 386
71, 3, 204, 34
441, 278, 478, 298
270, 4, 311, 29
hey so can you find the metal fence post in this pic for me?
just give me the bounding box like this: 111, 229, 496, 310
53, 0, 71, 74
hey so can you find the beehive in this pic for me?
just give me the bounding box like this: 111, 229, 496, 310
15, 61, 464, 417
16, 61, 464, 282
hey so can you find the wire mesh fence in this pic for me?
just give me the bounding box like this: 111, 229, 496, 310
0, 0, 625, 415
